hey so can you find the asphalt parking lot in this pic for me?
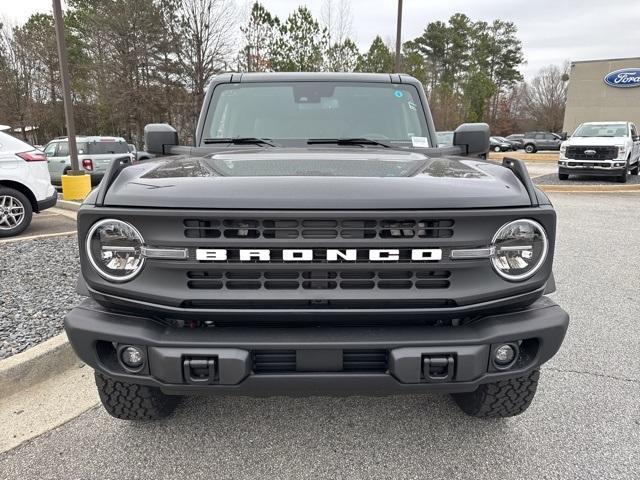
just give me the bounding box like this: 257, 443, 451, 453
0, 192, 639, 479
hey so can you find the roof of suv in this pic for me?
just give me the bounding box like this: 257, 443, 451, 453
232, 72, 416, 83
49, 136, 127, 143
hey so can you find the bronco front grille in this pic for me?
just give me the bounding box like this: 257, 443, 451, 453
184, 218, 454, 240
187, 269, 451, 290
566, 146, 618, 160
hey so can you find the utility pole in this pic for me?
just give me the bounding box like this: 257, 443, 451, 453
394, 0, 403, 73
52, 0, 79, 173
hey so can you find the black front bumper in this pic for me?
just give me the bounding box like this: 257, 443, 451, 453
64, 297, 569, 396
559, 166, 624, 177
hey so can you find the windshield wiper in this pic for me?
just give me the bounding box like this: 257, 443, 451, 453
203, 137, 279, 147
307, 138, 392, 148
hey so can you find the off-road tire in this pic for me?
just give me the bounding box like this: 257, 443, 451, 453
524, 144, 536, 154
95, 372, 180, 421
452, 369, 540, 418
0, 187, 33, 238
558, 173, 569, 181
617, 164, 628, 183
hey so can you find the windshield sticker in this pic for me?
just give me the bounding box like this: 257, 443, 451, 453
394, 90, 404, 98
411, 136, 429, 148
408, 101, 417, 111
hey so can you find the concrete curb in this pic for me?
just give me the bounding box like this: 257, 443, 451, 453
538, 184, 640, 193
56, 198, 82, 211
0, 333, 81, 399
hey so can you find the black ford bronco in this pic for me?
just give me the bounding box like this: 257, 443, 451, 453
64, 73, 569, 421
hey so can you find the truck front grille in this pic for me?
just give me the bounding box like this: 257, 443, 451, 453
187, 269, 451, 290
184, 218, 454, 240
566, 146, 618, 160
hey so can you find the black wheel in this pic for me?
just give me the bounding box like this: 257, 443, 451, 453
617, 163, 628, 183
452, 369, 540, 418
630, 160, 639, 175
558, 173, 569, 180
95, 372, 180, 421
524, 144, 536, 154
0, 187, 33, 238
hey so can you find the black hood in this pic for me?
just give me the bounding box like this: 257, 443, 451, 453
102, 148, 532, 209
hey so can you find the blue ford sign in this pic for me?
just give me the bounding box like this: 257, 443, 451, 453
603, 68, 640, 88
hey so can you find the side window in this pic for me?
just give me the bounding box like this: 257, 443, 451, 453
545, 134, 556, 140
44, 143, 57, 156
56, 142, 69, 156
631, 124, 638, 138
535, 133, 544, 140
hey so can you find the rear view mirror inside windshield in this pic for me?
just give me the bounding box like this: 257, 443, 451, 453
294, 84, 336, 103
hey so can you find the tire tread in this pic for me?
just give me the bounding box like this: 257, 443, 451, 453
452, 369, 540, 418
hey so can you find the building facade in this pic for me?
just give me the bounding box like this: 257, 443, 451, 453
563, 57, 640, 134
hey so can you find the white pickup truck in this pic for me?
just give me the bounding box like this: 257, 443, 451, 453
558, 121, 640, 183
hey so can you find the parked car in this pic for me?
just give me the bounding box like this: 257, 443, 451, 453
0, 131, 57, 237
127, 143, 153, 162
490, 136, 513, 152
435, 130, 454, 147
504, 134, 524, 149
558, 121, 640, 183
521, 132, 562, 153
43, 136, 132, 185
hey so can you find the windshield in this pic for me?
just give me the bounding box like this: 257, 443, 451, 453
573, 123, 627, 137
203, 82, 429, 145
87, 141, 129, 154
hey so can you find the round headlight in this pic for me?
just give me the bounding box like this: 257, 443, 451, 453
85, 219, 145, 282
491, 219, 548, 281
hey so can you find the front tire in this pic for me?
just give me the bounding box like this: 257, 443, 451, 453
95, 372, 180, 421
558, 173, 569, 180
630, 160, 639, 175
617, 163, 628, 183
0, 187, 33, 238
452, 369, 540, 418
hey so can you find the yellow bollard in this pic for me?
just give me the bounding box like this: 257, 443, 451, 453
61, 173, 91, 201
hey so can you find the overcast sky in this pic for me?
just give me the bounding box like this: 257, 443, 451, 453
3, 0, 639, 79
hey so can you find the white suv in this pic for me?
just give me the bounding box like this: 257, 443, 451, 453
0, 132, 57, 237
559, 122, 640, 183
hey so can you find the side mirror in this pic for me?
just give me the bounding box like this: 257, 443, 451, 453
453, 123, 490, 157
144, 123, 178, 155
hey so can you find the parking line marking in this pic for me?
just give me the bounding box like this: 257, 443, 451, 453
0, 230, 77, 244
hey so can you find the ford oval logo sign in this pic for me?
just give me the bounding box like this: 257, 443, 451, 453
603, 68, 640, 88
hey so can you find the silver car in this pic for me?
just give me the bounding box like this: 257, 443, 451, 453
43, 136, 131, 184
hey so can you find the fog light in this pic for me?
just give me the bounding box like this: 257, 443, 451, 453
494, 344, 516, 366
121, 346, 144, 369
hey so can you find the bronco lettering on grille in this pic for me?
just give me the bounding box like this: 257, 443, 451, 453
195, 248, 443, 262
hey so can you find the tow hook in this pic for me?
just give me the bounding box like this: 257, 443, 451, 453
183, 357, 217, 384
422, 355, 455, 382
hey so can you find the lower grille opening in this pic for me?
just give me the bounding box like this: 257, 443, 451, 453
252, 349, 388, 374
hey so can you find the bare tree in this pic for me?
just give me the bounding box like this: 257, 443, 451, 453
522, 62, 569, 132
176, 0, 238, 117
320, 0, 353, 46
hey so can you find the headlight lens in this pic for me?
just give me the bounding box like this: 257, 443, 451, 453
491, 219, 548, 281
85, 219, 145, 282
